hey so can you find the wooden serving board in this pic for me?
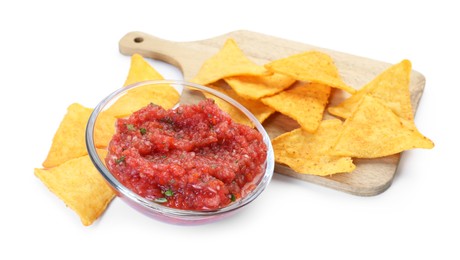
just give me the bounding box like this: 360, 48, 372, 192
118, 30, 426, 196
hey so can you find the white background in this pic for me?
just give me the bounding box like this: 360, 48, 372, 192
1, 1, 458, 259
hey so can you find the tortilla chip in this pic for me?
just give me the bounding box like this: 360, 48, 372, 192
261, 82, 331, 133
328, 59, 414, 121
105, 54, 179, 118
42, 103, 116, 168
272, 119, 355, 176
93, 111, 117, 148
205, 84, 275, 125
35, 149, 115, 226
191, 38, 269, 85
224, 73, 295, 100
123, 53, 164, 86
105, 84, 180, 118
332, 95, 434, 158
265, 51, 356, 94
42, 103, 92, 168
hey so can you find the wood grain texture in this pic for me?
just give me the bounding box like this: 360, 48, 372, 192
118, 30, 426, 196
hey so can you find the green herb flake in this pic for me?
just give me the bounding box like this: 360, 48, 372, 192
140, 128, 147, 135
164, 189, 174, 197
126, 124, 135, 131
229, 193, 236, 202
115, 155, 125, 164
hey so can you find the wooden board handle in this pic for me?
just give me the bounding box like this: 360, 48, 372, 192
119, 31, 185, 73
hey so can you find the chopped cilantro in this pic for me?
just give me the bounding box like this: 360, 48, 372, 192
126, 124, 135, 131
115, 155, 125, 164
140, 128, 147, 135
164, 189, 174, 197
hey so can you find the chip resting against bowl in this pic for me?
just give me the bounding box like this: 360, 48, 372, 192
41, 103, 115, 168
104, 54, 180, 118
35, 150, 115, 226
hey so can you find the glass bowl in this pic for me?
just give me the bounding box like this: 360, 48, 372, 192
86, 80, 274, 225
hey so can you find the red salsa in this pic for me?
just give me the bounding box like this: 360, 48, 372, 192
106, 99, 267, 210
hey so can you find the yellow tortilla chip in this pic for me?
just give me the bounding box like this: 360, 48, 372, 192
123, 53, 164, 86
93, 111, 117, 148
332, 95, 434, 158
328, 59, 414, 121
206, 84, 275, 125
191, 38, 269, 85
43, 103, 92, 168
261, 82, 331, 133
105, 54, 180, 117
265, 51, 356, 94
35, 149, 115, 226
42, 103, 116, 168
105, 84, 180, 118
272, 119, 355, 176
224, 73, 295, 100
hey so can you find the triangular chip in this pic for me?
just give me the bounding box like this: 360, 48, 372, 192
93, 111, 117, 148
105, 54, 180, 118
42, 103, 93, 168
42, 103, 116, 168
104, 84, 180, 118
204, 85, 275, 126
191, 38, 269, 85
332, 95, 434, 158
35, 150, 115, 226
261, 82, 331, 133
328, 59, 414, 121
123, 53, 164, 86
265, 51, 356, 94
224, 73, 295, 100
272, 119, 355, 176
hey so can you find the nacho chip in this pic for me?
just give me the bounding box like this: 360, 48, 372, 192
265, 51, 356, 94
224, 73, 295, 100
105, 85, 180, 118
93, 111, 117, 148
332, 95, 434, 158
42, 103, 116, 168
123, 53, 164, 86
261, 82, 331, 133
105, 54, 180, 118
35, 149, 115, 226
204, 85, 275, 126
191, 38, 269, 85
272, 119, 355, 176
328, 59, 414, 121
42, 103, 92, 168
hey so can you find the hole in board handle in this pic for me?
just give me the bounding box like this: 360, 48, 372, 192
134, 37, 144, 43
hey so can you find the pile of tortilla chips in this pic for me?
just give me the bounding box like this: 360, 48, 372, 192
191, 38, 434, 176
35, 54, 179, 226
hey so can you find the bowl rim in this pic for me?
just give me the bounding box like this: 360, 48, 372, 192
86, 80, 274, 218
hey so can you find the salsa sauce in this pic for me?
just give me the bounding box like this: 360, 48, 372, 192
106, 99, 267, 210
